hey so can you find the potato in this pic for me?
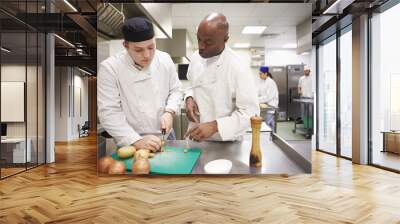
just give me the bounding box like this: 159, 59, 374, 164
135, 149, 150, 160
98, 156, 115, 173
117, 146, 136, 158
132, 158, 150, 174
108, 161, 125, 174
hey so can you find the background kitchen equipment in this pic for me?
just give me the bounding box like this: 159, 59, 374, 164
269, 64, 305, 121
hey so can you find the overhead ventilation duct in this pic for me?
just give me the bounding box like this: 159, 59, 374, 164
97, 3, 125, 38
297, 17, 312, 54
97, 3, 173, 40
138, 3, 172, 39
156, 29, 194, 62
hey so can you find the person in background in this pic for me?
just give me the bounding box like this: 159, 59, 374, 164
97, 17, 182, 151
297, 65, 313, 135
184, 12, 260, 142
258, 66, 279, 132
298, 66, 313, 98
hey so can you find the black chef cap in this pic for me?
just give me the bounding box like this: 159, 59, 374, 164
122, 17, 155, 42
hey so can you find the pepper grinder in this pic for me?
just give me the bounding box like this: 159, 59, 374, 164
250, 114, 263, 167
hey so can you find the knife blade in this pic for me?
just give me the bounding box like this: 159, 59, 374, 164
161, 128, 166, 141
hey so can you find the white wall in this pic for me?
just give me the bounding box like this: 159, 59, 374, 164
109, 40, 125, 57
54, 67, 89, 141
97, 39, 125, 66
73, 74, 89, 138
1, 65, 41, 138
1, 82, 24, 122
232, 48, 259, 81
1, 64, 46, 163
265, 49, 311, 67
55, 67, 70, 141
97, 37, 111, 66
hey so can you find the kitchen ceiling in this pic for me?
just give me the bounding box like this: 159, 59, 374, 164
171, 3, 311, 49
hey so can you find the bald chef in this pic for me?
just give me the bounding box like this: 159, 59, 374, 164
98, 17, 182, 152
184, 13, 260, 142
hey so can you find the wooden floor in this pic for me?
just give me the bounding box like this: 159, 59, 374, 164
373, 151, 400, 171
1, 135, 400, 223
1, 167, 26, 177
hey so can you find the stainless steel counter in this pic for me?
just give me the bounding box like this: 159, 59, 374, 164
165, 133, 306, 175
98, 130, 308, 175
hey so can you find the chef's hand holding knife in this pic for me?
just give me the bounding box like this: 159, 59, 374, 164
130, 111, 173, 152
160, 111, 174, 134
185, 97, 218, 141
132, 135, 162, 152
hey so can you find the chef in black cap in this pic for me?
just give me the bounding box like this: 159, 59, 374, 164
98, 17, 182, 152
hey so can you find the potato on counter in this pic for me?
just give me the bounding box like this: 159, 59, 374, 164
98, 156, 115, 173
108, 161, 126, 174
135, 149, 150, 160
117, 145, 136, 158
132, 158, 150, 174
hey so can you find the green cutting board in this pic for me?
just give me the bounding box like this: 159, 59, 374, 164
111, 146, 201, 174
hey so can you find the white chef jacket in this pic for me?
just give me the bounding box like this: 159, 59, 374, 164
298, 75, 313, 98
258, 76, 279, 108
97, 50, 182, 146
185, 46, 260, 141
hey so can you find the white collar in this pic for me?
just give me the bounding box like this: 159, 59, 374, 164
205, 54, 221, 66
200, 47, 226, 67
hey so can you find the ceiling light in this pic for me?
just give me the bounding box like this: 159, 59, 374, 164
78, 67, 93, 76
242, 26, 267, 34
54, 34, 75, 48
233, 43, 250, 48
282, 43, 297, 48
63, 0, 78, 12
1, 47, 11, 53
